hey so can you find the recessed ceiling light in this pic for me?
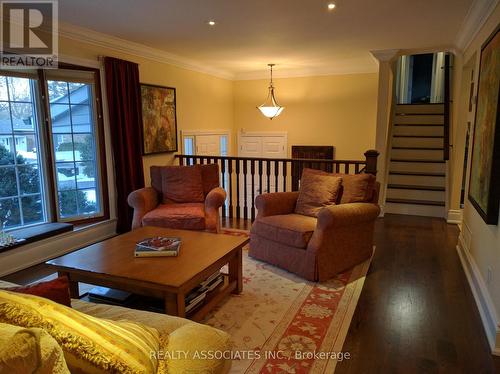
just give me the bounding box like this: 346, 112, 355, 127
327, 3, 336, 10
208, 20, 216, 26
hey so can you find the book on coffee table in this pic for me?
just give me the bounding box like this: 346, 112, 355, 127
134, 237, 181, 257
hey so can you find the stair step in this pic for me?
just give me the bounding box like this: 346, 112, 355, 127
386, 198, 445, 206
394, 114, 444, 125
393, 126, 444, 136
387, 184, 445, 191
393, 135, 444, 138
394, 123, 444, 127
392, 146, 444, 150
389, 171, 445, 177
391, 158, 445, 163
395, 104, 445, 115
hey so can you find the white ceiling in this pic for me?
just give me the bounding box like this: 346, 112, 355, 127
59, 0, 474, 79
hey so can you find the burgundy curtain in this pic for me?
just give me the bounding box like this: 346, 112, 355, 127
104, 57, 145, 233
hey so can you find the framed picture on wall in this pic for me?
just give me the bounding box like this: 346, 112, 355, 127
140, 84, 178, 154
468, 26, 500, 225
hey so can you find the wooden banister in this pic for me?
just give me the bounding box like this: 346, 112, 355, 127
174, 150, 378, 220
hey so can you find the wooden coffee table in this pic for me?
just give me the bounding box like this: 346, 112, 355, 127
46, 226, 249, 321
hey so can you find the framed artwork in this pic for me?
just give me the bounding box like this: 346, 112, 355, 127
140, 84, 178, 154
468, 26, 500, 225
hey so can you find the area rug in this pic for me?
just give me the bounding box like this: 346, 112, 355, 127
205, 229, 372, 374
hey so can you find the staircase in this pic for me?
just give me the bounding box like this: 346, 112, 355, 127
385, 104, 446, 217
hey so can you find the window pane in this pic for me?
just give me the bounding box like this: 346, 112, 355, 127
71, 104, 92, 133
11, 103, 34, 131
76, 162, 95, 189
0, 166, 17, 197
50, 103, 71, 133
56, 162, 76, 190
21, 195, 43, 224
48, 81, 69, 103
0, 102, 11, 133
7, 77, 32, 102
0, 77, 7, 101
0, 140, 14, 165
73, 133, 94, 161
0, 198, 21, 228
58, 190, 77, 218
69, 83, 87, 103
16, 133, 38, 164
18, 164, 40, 194
53, 134, 74, 162
77, 189, 97, 215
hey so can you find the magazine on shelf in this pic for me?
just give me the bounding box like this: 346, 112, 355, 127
134, 237, 181, 257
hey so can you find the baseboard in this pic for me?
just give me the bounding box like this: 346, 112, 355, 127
447, 209, 463, 224
0, 219, 117, 277
456, 228, 500, 355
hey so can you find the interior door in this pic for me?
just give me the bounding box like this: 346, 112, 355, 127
195, 134, 220, 156
238, 134, 287, 216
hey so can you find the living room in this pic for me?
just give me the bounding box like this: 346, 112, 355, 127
0, 0, 499, 373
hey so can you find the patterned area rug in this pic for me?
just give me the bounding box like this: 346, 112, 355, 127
205, 229, 372, 374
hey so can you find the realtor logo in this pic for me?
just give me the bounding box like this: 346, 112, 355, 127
0, 0, 58, 68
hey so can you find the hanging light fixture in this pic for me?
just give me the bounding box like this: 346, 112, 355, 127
257, 64, 284, 119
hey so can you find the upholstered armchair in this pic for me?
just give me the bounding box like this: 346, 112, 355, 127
128, 164, 226, 232
249, 171, 380, 281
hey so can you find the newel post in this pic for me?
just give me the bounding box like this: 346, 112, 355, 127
364, 149, 379, 176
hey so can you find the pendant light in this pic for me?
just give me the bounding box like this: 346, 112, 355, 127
257, 64, 284, 119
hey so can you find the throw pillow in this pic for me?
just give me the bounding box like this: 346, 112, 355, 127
0, 290, 161, 374
295, 168, 342, 217
161, 165, 205, 204
9, 276, 71, 307
332, 172, 376, 203
196, 163, 220, 196
0, 322, 69, 373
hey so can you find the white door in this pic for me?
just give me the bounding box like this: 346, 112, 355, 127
195, 134, 221, 156
238, 133, 287, 216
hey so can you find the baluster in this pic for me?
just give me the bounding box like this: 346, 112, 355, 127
282, 160, 287, 192
355, 163, 360, 174
235, 159, 241, 220
243, 160, 248, 220
266, 160, 271, 193
228, 159, 234, 218
220, 159, 226, 217
274, 160, 279, 192
335, 163, 340, 173
258, 160, 263, 197
251, 160, 256, 221
179, 156, 184, 166
344, 163, 350, 174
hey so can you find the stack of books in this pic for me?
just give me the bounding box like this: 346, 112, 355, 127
185, 271, 225, 313
134, 237, 181, 257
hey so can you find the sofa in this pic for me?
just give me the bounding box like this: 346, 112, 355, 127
249, 170, 381, 281
128, 164, 226, 232
0, 280, 232, 373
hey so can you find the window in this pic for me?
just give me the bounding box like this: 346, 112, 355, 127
0, 66, 108, 230
0, 75, 45, 228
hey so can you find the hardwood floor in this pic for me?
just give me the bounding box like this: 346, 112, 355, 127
336, 214, 500, 374
2, 214, 499, 372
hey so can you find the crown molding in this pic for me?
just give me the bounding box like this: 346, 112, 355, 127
369, 49, 400, 63
58, 22, 235, 80
455, 0, 499, 51
234, 64, 378, 81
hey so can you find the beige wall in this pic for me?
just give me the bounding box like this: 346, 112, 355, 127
233, 73, 378, 160
59, 36, 234, 186
452, 3, 500, 328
